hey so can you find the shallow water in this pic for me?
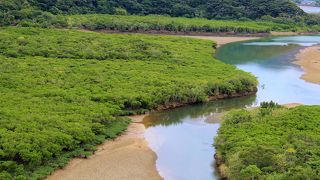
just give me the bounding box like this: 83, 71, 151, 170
143, 36, 320, 180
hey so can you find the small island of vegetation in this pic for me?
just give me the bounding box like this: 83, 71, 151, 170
215, 102, 320, 179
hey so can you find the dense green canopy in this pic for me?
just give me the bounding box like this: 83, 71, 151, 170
215, 104, 320, 179
0, 27, 257, 179
0, 0, 304, 20
2, 0, 320, 31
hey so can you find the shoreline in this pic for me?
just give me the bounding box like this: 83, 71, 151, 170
46, 114, 162, 180
294, 45, 320, 84
153, 90, 257, 111
46, 91, 257, 180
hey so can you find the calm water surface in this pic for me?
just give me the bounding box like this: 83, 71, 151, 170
299, 5, 320, 14
143, 36, 320, 180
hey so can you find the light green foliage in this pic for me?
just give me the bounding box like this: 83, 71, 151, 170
215, 105, 320, 179
0, 27, 257, 179
240, 165, 262, 179
65, 14, 320, 33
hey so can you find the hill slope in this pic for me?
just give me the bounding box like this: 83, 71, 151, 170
0, 0, 304, 25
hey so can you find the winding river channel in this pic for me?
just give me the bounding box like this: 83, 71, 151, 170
142, 36, 320, 180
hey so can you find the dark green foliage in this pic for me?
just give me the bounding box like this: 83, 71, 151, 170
2, 0, 318, 30
0, 0, 304, 20
0, 27, 257, 179
1, 1, 319, 32
215, 105, 320, 179
260, 101, 281, 109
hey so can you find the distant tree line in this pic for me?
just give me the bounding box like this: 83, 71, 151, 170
0, 0, 305, 23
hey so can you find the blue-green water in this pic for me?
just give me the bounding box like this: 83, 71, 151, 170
217, 36, 320, 105
143, 36, 320, 180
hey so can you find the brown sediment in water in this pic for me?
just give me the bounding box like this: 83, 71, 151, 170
294, 45, 320, 84
46, 114, 162, 180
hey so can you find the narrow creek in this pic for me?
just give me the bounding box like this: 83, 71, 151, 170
142, 35, 320, 180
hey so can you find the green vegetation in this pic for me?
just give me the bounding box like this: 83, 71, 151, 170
0, 27, 257, 179
4, 13, 320, 33
1, 0, 320, 33
66, 14, 320, 33
215, 103, 320, 179
0, 0, 303, 20
8, 13, 320, 34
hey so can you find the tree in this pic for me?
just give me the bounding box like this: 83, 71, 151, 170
240, 165, 262, 180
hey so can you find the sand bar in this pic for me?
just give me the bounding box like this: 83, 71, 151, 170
294, 45, 320, 84
283, 103, 303, 108
179, 36, 259, 46
46, 114, 162, 180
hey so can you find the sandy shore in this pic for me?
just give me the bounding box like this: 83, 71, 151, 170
271, 32, 300, 36
46, 114, 162, 180
283, 103, 303, 108
179, 36, 259, 46
294, 45, 320, 84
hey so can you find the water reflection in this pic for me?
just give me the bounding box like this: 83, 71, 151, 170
143, 95, 257, 128
216, 42, 300, 65
143, 35, 320, 180
217, 36, 320, 105
143, 96, 256, 180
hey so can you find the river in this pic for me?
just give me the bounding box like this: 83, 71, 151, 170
142, 36, 320, 180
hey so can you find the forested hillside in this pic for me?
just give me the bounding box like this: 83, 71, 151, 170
1, 0, 303, 19
2, 0, 320, 32
0, 0, 309, 25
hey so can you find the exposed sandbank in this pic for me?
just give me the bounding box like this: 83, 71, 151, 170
46, 114, 162, 180
179, 35, 259, 46
283, 103, 303, 108
294, 45, 320, 84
